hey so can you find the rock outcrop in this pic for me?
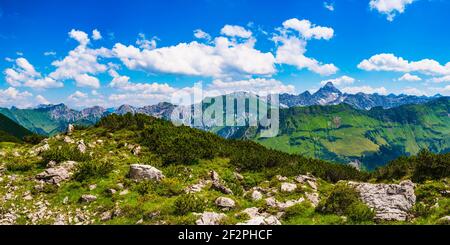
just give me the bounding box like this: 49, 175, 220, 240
349, 180, 416, 221
196, 212, 226, 225
128, 164, 164, 182
237, 207, 281, 225
215, 197, 235, 208
35, 161, 78, 185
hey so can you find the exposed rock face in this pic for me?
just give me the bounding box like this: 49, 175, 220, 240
128, 164, 164, 182
35, 161, 78, 185
237, 207, 281, 225
295, 174, 318, 190
185, 180, 211, 193
210, 170, 233, 194
215, 197, 235, 208
305, 192, 320, 207
131, 145, 141, 156
281, 182, 297, 192
33, 143, 50, 155
66, 124, 74, 135
64, 136, 74, 144
349, 180, 416, 221
196, 212, 226, 225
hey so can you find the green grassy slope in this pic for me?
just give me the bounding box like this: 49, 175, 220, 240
246, 97, 450, 170
0, 113, 33, 142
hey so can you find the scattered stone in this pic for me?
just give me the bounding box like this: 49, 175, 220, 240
265, 197, 305, 210
237, 207, 281, 225
131, 145, 141, 156
438, 216, 450, 224
80, 194, 97, 203
62, 196, 69, 204
307, 180, 317, 190
89, 184, 97, 190
215, 197, 236, 208
251, 190, 263, 201
349, 180, 416, 221
295, 174, 316, 184
210, 170, 233, 194
106, 189, 117, 195
77, 140, 87, 153
116, 183, 124, 189
281, 182, 297, 192
185, 180, 210, 193
47, 161, 57, 168
129, 164, 164, 182
305, 192, 320, 207
36, 161, 78, 185
13, 151, 21, 157
67, 124, 74, 135
234, 172, 244, 181
119, 190, 129, 196
196, 212, 226, 225
64, 136, 74, 144
34, 143, 50, 155
276, 175, 288, 181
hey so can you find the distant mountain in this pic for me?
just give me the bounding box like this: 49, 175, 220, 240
279, 82, 437, 110
0, 102, 177, 136
222, 97, 450, 170
0, 113, 33, 142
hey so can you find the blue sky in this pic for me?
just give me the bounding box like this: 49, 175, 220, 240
1, 0, 450, 108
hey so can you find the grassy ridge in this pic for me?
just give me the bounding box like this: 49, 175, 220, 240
0, 113, 33, 142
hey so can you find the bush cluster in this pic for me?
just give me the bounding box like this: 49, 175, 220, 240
73, 160, 114, 182
41, 144, 91, 163
173, 194, 206, 215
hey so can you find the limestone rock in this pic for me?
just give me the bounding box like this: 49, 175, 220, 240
196, 212, 226, 225
67, 124, 74, 135
80, 194, 97, 203
129, 164, 164, 182
349, 180, 416, 221
237, 207, 281, 225
210, 170, 233, 194
251, 190, 263, 201
305, 192, 320, 207
215, 197, 236, 208
131, 145, 141, 156
36, 161, 78, 185
281, 182, 297, 192
265, 197, 305, 210
77, 140, 86, 153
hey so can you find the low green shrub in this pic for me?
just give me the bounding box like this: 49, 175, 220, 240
6, 161, 34, 172
41, 145, 91, 163
284, 202, 314, 219
173, 194, 206, 215
73, 160, 114, 182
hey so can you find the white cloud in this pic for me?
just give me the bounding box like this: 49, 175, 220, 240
324, 2, 335, 11
49, 29, 111, 88
92, 29, 102, 40
341, 86, 388, 95
68, 91, 88, 100
427, 75, 450, 83
428, 85, 450, 96
69, 29, 89, 46
136, 33, 157, 50
108, 69, 175, 94
398, 73, 421, 81
282, 18, 334, 40
0, 87, 33, 108
220, 25, 252, 38
403, 87, 426, 96
273, 35, 337, 75
36, 94, 50, 104
320, 75, 355, 86
370, 0, 415, 21
208, 78, 295, 96
74, 74, 100, 89
358, 53, 450, 76
194, 29, 211, 41
113, 35, 276, 78
4, 57, 63, 89
67, 90, 106, 108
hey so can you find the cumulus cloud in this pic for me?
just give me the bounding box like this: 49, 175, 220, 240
427, 75, 450, 83
49, 29, 111, 88
194, 29, 211, 41
220, 25, 252, 38
92, 29, 102, 40
282, 18, 334, 40
36, 94, 50, 104
44, 51, 56, 56
4, 57, 63, 89
370, 0, 415, 21
0, 87, 33, 108
341, 86, 388, 95
136, 33, 157, 50
398, 73, 421, 81
113, 35, 276, 78
403, 87, 426, 96
358, 53, 450, 76
320, 75, 355, 86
